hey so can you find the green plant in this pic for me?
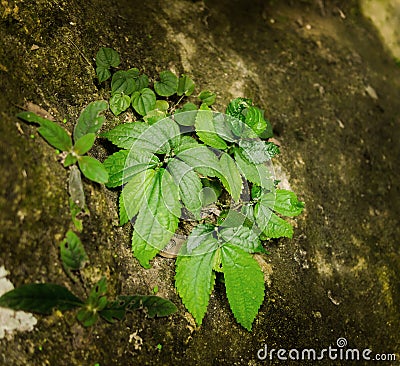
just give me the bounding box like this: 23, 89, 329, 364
0, 276, 177, 327
17, 101, 109, 184
97, 48, 304, 330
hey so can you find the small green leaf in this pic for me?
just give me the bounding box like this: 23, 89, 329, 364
73, 133, 96, 155
131, 88, 156, 116
198, 90, 216, 106
96, 66, 111, 83
135, 74, 149, 90
225, 97, 252, 122
0, 284, 83, 314
110, 93, 131, 116
103, 149, 159, 188
17, 112, 72, 151
218, 152, 242, 202
154, 100, 169, 112
139, 296, 178, 317
64, 153, 78, 167
60, 230, 89, 271
96, 47, 120, 68
177, 74, 195, 96
244, 106, 267, 137
195, 109, 228, 149
154, 70, 178, 97
261, 189, 304, 217
74, 101, 108, 140
111, 69, 138, 95
239, 140, 280, 164
78, 156, 109, 184
69, 198, 84, 232
77, 277, 108, 327
221, 244, 264, 331
175, 236, 218, 325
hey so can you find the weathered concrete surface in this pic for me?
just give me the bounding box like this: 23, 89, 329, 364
0, 0, 399, 365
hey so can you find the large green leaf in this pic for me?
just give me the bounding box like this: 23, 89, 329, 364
175, 236, 219, 325
218, 152, 242, 202
261, 189, 304, 217
17, 112, 72, 151
173, 105, 198, 126
125, 117, 180, 155
177, 74, 195, 96
195, 109, 228, 149
131, 169, 180, 267
0, 284, 83, 314
219, 226, 260, 253
182, 224, 215, 254
121, 169, 156, 220
154, 70, 178, 97
74, 101, 108, 140
233, 148, 274, 190
254, 203, 293, 238
167, 158, 203, 219
131, 88, 156, 116
171, 135, 200, 154
78, 156, 109, 184
100, 122, 149, 149
103, 149, 159, 188
221, 244, 264, 331
175, 146, 221, 177
110, 93, 131, 116
239, 140, 280, 164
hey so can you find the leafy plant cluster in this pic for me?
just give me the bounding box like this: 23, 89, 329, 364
1, 47, 304, 332
97, 48, 304, 330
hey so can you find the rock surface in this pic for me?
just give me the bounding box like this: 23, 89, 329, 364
0, 0, 399, 364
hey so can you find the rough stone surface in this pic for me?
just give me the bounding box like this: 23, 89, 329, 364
0, 0, 399, 365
